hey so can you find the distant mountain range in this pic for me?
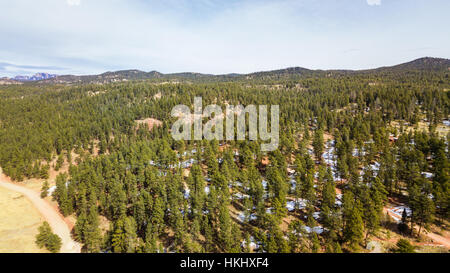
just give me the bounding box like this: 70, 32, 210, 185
2, 57, 449, 85
12, 72, 57, 82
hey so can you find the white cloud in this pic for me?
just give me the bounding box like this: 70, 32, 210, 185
67, 0, 81, 6
367, 0, 381, 6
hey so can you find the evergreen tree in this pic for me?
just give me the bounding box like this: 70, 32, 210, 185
35, 222, 62, 253
41, 180, 49, 198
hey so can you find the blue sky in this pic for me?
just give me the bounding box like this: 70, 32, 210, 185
0, 0, 449, 77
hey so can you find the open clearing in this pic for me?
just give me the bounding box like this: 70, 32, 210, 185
0, 169, 81, 253
390, 120, 450, 137
135, 118, 163, 131
0, 187, 47, 253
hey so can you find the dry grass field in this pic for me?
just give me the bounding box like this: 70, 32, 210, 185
0, 187, 47, 253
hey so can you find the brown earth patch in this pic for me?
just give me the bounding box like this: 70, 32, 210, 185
136, 118, 163, 131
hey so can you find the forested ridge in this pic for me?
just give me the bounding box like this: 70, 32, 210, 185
0, 59, 449, 253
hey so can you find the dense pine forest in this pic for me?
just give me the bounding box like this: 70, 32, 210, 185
0, 58, 449, 253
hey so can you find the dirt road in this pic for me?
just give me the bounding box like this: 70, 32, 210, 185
0, 169, 81, 253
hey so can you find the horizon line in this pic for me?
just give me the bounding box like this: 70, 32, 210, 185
2, 56, 449, 79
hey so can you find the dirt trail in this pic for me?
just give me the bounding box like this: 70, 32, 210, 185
384, 206, 450, 249
0, 169, 81, 253
421, 230, 450, 248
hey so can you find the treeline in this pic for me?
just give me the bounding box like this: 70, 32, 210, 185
1, 71, 448, 181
